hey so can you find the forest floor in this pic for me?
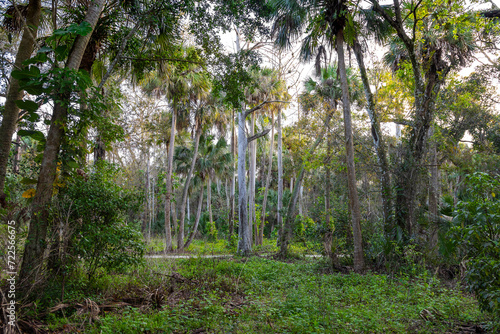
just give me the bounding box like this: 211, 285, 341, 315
18, 239, 493, 333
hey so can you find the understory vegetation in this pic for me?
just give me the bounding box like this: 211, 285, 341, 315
18, 253, 494, 333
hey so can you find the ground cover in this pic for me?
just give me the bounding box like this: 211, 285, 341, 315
30, 244, 492, 334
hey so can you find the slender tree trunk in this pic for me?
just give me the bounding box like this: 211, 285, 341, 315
0, 0, 41, 200
337, 30, 364, 272
207, 176, 213, 228
276, 107, 283, 239
164, 110, 177, 251
177, 129, 202, 251
184, 191, 204, 249
146, 155, 151, 241
260, 111, 274, 244
237, 109, 251, 255
249, 113, 256, 245
229, 110, 236, 238
353, 40, 392, 237
279, 112, 333, 258
19, 0, 105, 285
172, 200, 178, 238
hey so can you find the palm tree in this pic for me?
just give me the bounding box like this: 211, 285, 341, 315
0, 0, 42, 200
141, 50, 210, 251
19, 0, 106, 286
271, 0, 364, 270
175, 134, 232, 248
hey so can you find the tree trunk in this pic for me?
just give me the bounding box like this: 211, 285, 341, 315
177, 128, 202, 251
164, 110, 177, 251
0, 0, 41, 200
352, 40, 392, 237
337, 30, 364, 272
260, 111, 275, 245
228, 109, 236, 238
237, 109, 251, 255
276, 107, 283, 238
184, 191, 204, 249
19, 0, 105, 285
248, 112, 256, 245
207, 176, 213, 229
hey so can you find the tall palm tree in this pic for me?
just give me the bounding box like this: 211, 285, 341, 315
271, 0, 364, 270
19, 0, 106, 286
141, 50, 210, 251
0, 0, 41, 200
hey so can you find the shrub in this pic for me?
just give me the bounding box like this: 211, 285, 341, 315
446, 172, 500, 325
51, 161, 144, 279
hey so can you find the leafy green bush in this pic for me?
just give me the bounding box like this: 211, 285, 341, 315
52, 162, 144, 279
447, 172, 500, 325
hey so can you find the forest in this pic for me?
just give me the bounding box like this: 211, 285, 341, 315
1, 0, 500, 333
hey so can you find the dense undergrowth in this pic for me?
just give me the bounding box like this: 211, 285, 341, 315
17, 241, 494, 334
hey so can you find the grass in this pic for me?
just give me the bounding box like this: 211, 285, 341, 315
145, 237, 233, 255
40, 250, 492, 334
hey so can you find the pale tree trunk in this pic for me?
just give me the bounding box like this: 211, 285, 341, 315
172, 200, 178, 238
164, 110, 177, 251
0, 0, 41, 199
260, 111, 274, 245
237, 110, 251, 255
20, 0, 105, 285
337, 30, 364, 272
228, 110, 236, 238
184, 191, 204, 249
353, 40, 392, 236
177, 129, 201, 251
249, 113, 256, 244
279, 112, 333, 257
207, 176, 213, 228
276, 107, 283, 238
146, 155, 151, 242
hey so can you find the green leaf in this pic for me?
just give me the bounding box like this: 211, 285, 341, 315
18, 129, 45, 142
11, 65, 40, 80
15, 100, 39, 112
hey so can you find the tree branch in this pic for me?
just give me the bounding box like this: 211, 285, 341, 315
244, 100, 289, 118
248, 128, 271, 143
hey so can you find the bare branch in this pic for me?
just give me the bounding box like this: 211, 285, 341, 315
248, 128, 271, 143
244, 100, 289, 118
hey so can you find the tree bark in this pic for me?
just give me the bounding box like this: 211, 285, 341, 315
207, 176, 213, 229
276, 107, 283, 238
164, 110, 176, 251
237, 109, 251, 255
337, 29, 364, 272
248, 112, 256, 245
352, 40, 392, 237
19, 0, 105, 285
177, 128, 202, 251
228, 109, 236, 238
260, 111, 274, 245
0, 0, 41, 200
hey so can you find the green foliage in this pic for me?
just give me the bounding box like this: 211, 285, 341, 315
446, 172, 500, 324
52, 162, 144, 279
70, 257, 488, 334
